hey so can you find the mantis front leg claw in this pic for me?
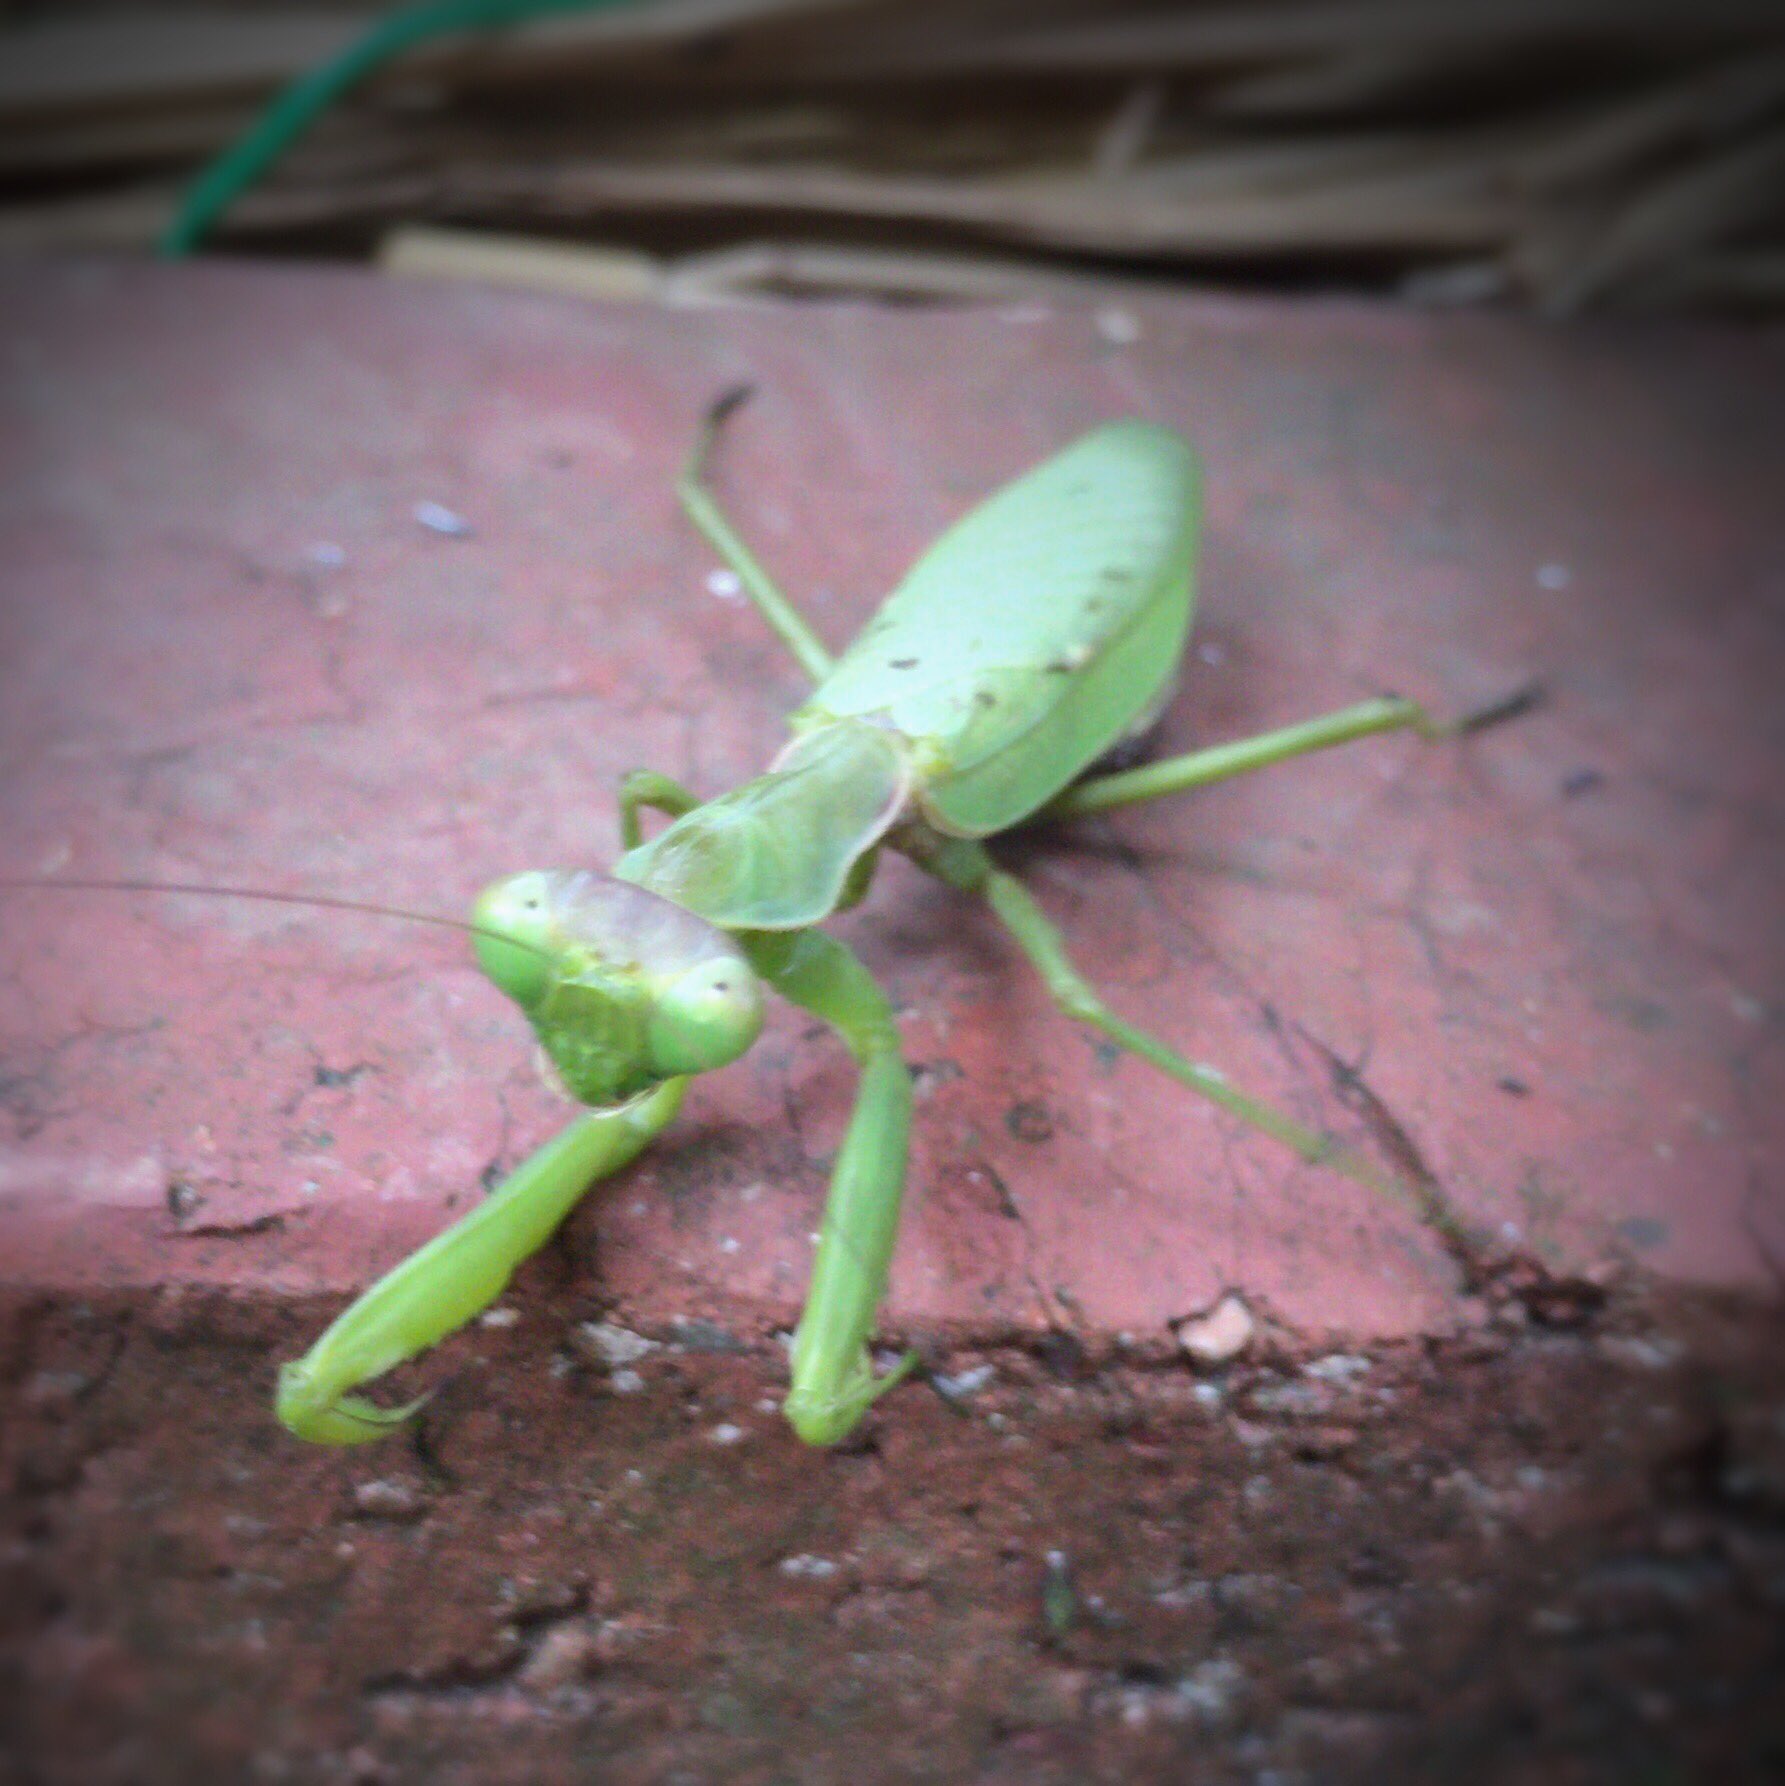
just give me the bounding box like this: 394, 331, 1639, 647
277, 1080, 686, 1444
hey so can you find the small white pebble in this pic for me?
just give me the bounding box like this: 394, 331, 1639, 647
1535, 562, 1572, 591
575, 1321, 658, 1367
1176, 1657, 1246, 1720
1302, 1352, 1371, 1384
609, 1368, 644, 1394
778, 1554, 838, 1579
1095, 306, 1142, 346
1499, 1221, 1523, 1243
1175, 1292, 1254, 1365
413, 499, 472, 537
304, 541, 346, 569
479, 1306, 519, 1328
933, 1364, 996, 1399
1196, 640, 1228, 666
353, 1478, 424, 1519
517, 1621, 602, 1691
706, 568, 743, 600
709, 1423, 745, 1445
756, 1397, 781, 1415
718, 1235, 741, 1254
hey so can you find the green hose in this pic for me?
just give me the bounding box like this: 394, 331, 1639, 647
160, 0, 643, 257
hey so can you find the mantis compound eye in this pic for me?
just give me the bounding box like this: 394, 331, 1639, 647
648, 957, 765, 1077
471, 868, 763, 1101
470, 871, 557, 1009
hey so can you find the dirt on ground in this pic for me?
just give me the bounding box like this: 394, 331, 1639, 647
3, 1268, 1783, 1786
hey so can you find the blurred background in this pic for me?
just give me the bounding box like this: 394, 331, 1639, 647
5, 0, 1785, 315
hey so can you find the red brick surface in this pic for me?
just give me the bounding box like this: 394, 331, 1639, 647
1, 261, 1779, 1349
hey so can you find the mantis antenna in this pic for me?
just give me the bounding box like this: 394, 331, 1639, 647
0, 876, 556, 966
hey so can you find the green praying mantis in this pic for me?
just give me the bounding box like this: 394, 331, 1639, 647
272, 389, 1510, 1450
17, 391, 1512, 1450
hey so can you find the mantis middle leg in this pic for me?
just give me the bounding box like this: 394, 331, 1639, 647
743, 927, 918, 1444
618, 768, 699, 849
916, 838, 1473, 1257
1051, 686, 1540, 819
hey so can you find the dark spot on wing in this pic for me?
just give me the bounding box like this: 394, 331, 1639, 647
889, 657, 919, 670
974, 691, 996, 708
1045, 661, 1071, 674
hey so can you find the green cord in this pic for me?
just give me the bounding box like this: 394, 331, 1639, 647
159, 0, 641, 258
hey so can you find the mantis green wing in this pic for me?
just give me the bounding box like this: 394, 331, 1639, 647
794, 421, 1201, 837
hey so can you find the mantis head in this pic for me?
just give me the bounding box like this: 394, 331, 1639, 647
472, 870, 764, 1105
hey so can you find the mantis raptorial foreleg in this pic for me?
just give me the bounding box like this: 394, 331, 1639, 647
677, 386, 834, 684
277, 1077, 687, 1443
742, 928, 918, 1443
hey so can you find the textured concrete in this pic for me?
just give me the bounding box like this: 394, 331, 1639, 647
0, 261, 1779, 1351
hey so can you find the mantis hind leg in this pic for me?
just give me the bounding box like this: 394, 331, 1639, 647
1050, 687, 1539, 820
677, 387, 835, 685
948, 848, 1476, 1262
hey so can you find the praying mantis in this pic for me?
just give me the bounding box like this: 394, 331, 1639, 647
271, 388, 1501, 1450
10, 391, 1504, 1450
